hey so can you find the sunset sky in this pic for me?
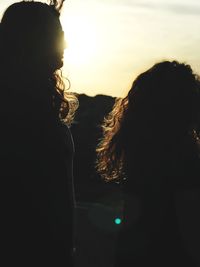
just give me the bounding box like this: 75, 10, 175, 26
1, 0, 200, 97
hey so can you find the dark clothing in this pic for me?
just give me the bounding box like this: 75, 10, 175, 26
115, 137, 200, 267
1, 89, 75, 266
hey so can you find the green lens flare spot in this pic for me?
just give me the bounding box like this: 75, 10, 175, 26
115, 218, 122, 225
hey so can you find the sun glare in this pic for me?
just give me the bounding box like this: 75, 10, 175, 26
61, 14, 99, 67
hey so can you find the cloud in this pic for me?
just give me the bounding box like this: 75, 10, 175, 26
165, 3, 200, 16
117, 0, 200, 17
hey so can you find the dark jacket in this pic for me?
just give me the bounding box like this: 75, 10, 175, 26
1, 88, 75, 267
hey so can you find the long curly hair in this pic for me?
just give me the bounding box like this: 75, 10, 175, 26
96, 61, 200, 181
0, 0, 77, 124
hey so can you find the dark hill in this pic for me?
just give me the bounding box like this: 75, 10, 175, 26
70, 94, 116, 202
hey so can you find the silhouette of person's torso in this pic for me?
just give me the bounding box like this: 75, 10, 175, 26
1, 85, 74, 267
115, 138, 200, 267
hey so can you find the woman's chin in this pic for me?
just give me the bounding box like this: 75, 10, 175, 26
57, 60, 64, 69
52, 58, 64, 71
58, 57, 64, 68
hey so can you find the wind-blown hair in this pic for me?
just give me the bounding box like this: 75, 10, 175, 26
0, 0, 77, 124
96, 61, 200, 181
49, 0, 65, 11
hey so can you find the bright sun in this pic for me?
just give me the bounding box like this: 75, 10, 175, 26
61, 14, 99, 67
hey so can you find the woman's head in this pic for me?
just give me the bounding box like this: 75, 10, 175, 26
126, 61, 200, 132
0, 1, 65, 76
96, 61, 200, 181
0, 1, 77, 124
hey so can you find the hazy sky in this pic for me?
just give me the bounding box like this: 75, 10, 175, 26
1, 0, 200, 97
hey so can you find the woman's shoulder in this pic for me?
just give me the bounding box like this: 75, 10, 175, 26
172, 139, 200, 188
59, 121, 75, 154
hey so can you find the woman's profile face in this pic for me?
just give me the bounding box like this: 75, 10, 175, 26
51, 29, 65, 70
48, 17, 66, 70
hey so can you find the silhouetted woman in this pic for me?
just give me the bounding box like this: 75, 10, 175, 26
97, 61, 200, 267
0, 1, 77, 266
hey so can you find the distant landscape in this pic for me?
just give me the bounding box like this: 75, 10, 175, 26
71, 94, 117, 202
71, 94, 123, 267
